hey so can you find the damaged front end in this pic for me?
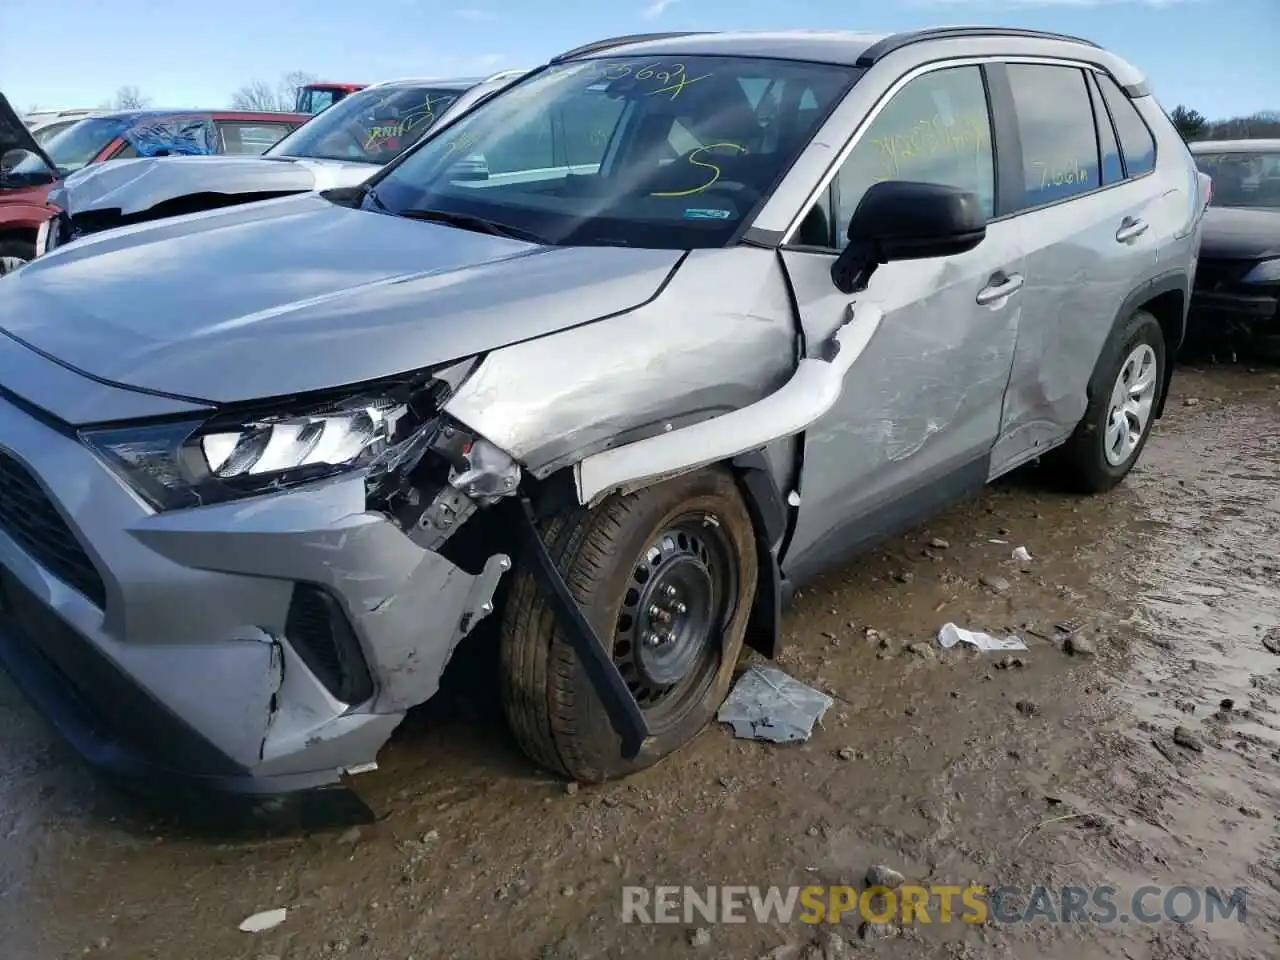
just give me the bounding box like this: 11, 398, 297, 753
0, 353, 554, 828
41, 156, 332, 256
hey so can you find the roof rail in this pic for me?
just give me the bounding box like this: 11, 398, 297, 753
550, 31, 712, 63
482, 67, 530, 83
856, 25, 1100, 66
367, 76, 454, 88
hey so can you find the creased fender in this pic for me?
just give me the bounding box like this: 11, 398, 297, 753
574, 302, 884, 506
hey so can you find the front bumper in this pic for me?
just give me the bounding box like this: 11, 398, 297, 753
0, 390, 508, 811
1186, 261, 1280, 355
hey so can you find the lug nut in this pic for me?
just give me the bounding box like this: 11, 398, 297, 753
663, 584, 677, 599
643, 632, 660, 647
674, 602, 687, 615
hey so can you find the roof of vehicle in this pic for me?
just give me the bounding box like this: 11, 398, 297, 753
551, 26, 1147, 93
77, 108, 307, 123
364, 73, 519, 92
1188, 138, 1280, 153
25, 108, 96, 121
30, 114, 100, 130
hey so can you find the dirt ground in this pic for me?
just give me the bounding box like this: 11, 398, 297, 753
1, 365, 1278, 960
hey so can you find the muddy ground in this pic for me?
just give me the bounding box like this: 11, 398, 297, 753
1, 365, 1278, 960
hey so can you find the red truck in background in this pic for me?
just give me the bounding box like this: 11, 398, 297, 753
294, 83, 367, 115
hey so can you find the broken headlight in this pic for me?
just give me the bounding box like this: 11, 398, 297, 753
81, 384, 448, 512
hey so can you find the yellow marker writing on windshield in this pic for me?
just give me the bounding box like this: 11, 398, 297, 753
651, 143, 747, 198
588, 61, 711, 100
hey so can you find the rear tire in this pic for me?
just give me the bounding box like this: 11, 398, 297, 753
500, 468, 757, 783
1050, 309, 1166, 494
0, 239, 34, 276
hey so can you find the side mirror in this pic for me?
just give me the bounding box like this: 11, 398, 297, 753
831, 180, 987, 294
1, 148, 54, 182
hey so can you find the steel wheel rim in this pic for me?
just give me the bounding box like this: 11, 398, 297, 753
612, 513, 738, 723
1104, 343, 1158, 467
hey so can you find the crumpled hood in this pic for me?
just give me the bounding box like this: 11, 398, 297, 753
1199, 206, 1280, 261
0, 193, 682, 406
47, 155, 376, 217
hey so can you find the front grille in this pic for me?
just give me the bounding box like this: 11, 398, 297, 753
1194, 258, 1254, 292
285, 584, 374, 705
0, 450, 107, 608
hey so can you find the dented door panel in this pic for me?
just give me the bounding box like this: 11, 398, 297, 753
992, 185, 1161, 475
780, 225, 1025, 579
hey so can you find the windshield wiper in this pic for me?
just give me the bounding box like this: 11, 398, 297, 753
396, 208, 548, 245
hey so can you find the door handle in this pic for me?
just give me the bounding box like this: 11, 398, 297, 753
975, 272, 1024, 306
1116, 217, 1150, 243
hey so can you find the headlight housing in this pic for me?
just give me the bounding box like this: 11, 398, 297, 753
1242, 258, 1280, 285
82, 379, 453, 512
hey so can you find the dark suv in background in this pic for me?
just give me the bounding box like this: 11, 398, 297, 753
1187, 139, 1280, 359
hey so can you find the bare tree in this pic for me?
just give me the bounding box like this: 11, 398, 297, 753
230, 71, 318, 112
113, 86, 151, 110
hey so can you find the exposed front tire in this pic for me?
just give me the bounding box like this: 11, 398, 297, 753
500, 468, 757, 783
1051, 308, 1166, 494
0, 239, 34, 276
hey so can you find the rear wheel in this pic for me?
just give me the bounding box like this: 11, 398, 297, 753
500, 468, 757, 783
0, 239, 33, 276
1050, 309, 1166, 493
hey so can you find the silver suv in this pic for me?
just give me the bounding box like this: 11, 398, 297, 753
0, 27, 1205, 817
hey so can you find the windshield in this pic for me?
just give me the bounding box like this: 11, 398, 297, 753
1194, 150, 1280, 208
33, 118, 83, 146
269, 85, 467, 164
11, 116, 131, 176
367, 56, 857, 249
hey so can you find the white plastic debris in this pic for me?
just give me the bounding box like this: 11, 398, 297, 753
937, 622, 1028, 652
1012, 545, 1033, 568
717, 664, 834, 743
239, 908, 288, 933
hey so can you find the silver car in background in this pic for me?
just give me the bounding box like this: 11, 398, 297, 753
38, 70, 528, 256
0, 27, 1205, 819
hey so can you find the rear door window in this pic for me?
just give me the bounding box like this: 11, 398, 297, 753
218, 121, 295, 155
1085, 73, 1125, 186
1007, 64, 1101, 210
1095, 73, 1157, 178
121, 117, 219, 158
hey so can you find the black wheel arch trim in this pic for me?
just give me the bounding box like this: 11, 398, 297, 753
730, 449, 790, 660
1101, 271, 1190, 421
